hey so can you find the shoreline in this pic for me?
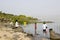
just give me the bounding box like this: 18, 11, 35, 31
0, 22, 33, 40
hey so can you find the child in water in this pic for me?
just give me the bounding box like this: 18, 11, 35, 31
42, 22, 48, 36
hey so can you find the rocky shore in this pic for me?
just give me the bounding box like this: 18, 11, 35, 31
0, 23, 33, 40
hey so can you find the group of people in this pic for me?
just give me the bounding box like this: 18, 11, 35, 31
10, 20, 48, 35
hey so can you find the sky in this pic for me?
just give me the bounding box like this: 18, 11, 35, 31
0, 0, 60, 21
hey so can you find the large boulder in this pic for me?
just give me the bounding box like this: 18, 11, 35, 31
49, 28, 60, 40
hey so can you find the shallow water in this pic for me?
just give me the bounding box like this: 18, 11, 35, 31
22, 22, 60, 40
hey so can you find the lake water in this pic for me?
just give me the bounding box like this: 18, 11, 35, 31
21, 22, 60, 39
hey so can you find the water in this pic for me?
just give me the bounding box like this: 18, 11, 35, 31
22, 22, 60, 40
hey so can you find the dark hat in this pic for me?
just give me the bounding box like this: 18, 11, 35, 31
49, 28, 53, 32
43, 22, 46, 24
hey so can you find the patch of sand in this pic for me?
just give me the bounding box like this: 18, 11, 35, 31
0, 26, 32, 40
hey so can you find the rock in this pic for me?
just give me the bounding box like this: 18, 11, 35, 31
27, 33, 33, 37
49, 28, 60, 40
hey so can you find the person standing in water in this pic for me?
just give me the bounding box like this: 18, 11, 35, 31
42, 22, 48, 35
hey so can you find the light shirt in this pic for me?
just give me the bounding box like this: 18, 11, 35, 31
42, 24, 47, 29
15, 22, 19, 27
